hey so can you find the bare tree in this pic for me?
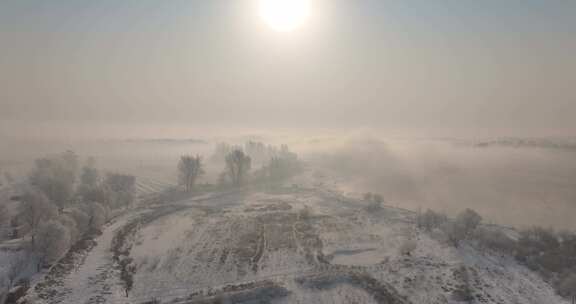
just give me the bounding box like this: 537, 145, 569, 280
225, 150, 251, 186
34, 220, 71, 268
18, 189, 57, 245
178, 155, 204, 193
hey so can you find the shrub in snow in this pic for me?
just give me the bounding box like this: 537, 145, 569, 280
518, 227, 560, 255
442, 209, 482, 247
457, 209, 482, 237
474, 227, 516, 255
34, 220, 71, 267
417, 209, 448, 232
442, 222, 466, 247
363, 193, 384, 211
119, 257, 136, 297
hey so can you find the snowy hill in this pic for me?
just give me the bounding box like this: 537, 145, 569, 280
20, 185, 568, 304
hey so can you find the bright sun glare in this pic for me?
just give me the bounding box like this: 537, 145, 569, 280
259, 0, 311, 32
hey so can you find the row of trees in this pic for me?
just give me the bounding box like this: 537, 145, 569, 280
210, 141, 297, 165
178, 142, 301, 193
0, 152, 137, 291
416, 208, 483, 247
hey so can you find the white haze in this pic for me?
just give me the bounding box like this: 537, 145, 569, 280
2, 132, 576, 230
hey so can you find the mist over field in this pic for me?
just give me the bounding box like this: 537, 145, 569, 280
2, 1, 576, 303
310, 137, 576, 230
3, 132, 576, 230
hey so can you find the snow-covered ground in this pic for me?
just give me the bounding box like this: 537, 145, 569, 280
56, 212, 136, 304
20, 174, 570, 304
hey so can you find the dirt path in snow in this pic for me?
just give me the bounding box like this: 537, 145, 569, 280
26, 211, 139, 304
55, 192, 243, 304
26, 203, 193, 304
57, 214, 134, 304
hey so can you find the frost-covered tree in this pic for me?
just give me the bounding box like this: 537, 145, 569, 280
76, 157, 109, 205
78, 185, 108, 206
474, 227, 515, 254
443, 208, 483, 247
34, 220, 71, 267
457, 208, 482, 237
225, 150, 251, 186
80, 157, 99, 188
29, 151, 78, 212
103, 173, 136, 208
82, 202, 107, 231
178, 155, 204, 193
58, 214, 80, 243
68, 208, 90, 237
18, 189, 57, 245
6, 253, 29, 288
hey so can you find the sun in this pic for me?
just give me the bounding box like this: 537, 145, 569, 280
259, 0, 311, 32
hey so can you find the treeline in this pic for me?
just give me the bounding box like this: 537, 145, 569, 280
210, 141, 297, 165
415, 208, 576, 299
1, 151, 136, 290
177, 141, 301, 193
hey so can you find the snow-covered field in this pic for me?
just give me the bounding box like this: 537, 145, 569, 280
18, 177, 568, 304
0, 158, 567, 304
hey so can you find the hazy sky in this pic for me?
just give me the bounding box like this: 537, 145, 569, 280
1, 0, 575, 138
